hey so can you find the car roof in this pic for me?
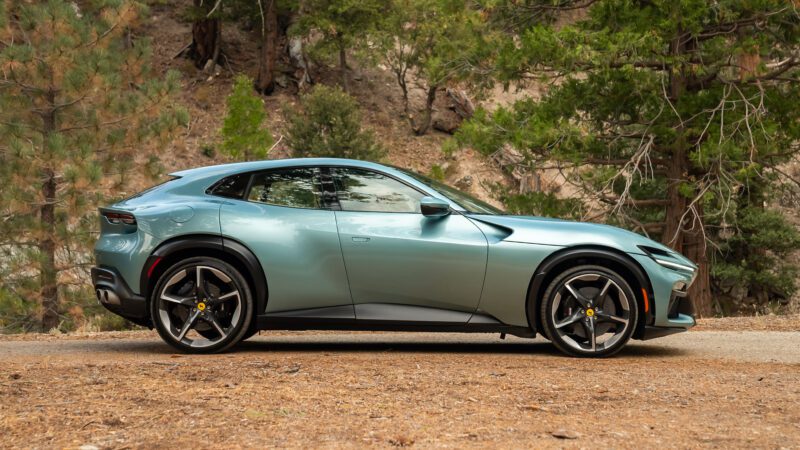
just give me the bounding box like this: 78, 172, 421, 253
169, 158, 399, 180
166, 158, 464, 209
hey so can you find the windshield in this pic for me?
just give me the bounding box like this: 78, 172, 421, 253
395, 168, 505, 215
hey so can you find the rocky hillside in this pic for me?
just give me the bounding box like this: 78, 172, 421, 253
131, 1, 511, 206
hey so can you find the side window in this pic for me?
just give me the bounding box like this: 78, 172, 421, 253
248, 168, 322, 209
209, 173, 250, 199
331, 167, 424, 213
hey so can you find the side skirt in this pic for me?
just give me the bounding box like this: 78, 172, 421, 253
255, 304, 535, 338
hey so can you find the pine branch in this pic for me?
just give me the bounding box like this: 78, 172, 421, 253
691, 7, 790, 41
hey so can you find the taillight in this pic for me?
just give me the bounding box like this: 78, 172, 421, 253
102, 211, 137, 225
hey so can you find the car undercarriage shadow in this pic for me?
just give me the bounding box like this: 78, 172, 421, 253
70, 335, 687, 359
230, 337, 687, 359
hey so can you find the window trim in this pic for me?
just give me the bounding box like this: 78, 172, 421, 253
206, 164, 455, 215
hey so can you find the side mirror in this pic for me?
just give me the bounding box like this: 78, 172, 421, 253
420, 196, 451, 218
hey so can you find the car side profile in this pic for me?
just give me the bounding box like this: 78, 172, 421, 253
92, 158, 696, 357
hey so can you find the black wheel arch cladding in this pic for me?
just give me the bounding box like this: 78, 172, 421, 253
141, 234, 268, 315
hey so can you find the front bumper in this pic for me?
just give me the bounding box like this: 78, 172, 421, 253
641, 325, 690, 340
91, 266, 151, 328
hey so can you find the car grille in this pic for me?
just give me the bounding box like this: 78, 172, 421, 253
667, 285, 695, 319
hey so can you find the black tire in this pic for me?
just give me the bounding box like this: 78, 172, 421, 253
540, 264, 638, 358
150, 257, 254, 353
241, 327, 259, 341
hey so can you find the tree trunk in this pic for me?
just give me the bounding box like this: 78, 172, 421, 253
338, 43, 348, 92
395, 68, 414, 131
660, 29, 714, 316
40, 92, 59, 331
256, 0, 278, 95
662, 147, 687, 253
40, 169, 58, 331
683, 205, 714, 317
413, 85, 437, 136
189, 0, 221, 70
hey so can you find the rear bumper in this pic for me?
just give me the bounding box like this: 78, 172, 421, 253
91, 266, 151, 328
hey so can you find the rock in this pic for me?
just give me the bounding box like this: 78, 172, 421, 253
551, 429, 580, 439
432, 88, 475, 134
730, 285, 748, 302
455, 175, 473, 189
275, 74, 290, 89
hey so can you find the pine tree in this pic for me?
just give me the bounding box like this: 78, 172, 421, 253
0, 0, 186, 330
287, 85, 385, 161
374, 0, 491, 135
455, 0, 800, 315
221, 75, 273, 161
292, 0, 384, 91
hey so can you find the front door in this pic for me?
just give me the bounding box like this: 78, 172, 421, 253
330, 167, 488, 323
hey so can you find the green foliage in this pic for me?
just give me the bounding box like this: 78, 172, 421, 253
713, 207, 800, 299
286, 85, 385, 161
501, 191, 585, 221
291, 0, 384, 67
0, 0, 186, 331
373, 0, 492, 134
454, 0, 800, 312
429, 165, 446, 181
221, 75, 273, 161
201, 144, 216, 158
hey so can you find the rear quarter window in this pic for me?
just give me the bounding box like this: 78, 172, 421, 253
207, 173, 251, 199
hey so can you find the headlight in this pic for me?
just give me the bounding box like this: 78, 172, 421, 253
638, 245, 697, 274
651, 257, 696, 273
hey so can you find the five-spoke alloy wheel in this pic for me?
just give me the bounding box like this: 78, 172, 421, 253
151, 257, 253, 353
540, 265, 638, 357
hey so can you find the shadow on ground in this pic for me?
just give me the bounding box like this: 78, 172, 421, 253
232, 339, 686, 359
0, 335, 687, 359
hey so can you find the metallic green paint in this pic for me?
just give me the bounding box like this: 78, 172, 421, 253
219, 199, 353, 315
335, 211, 487, 317
94, 158, 697, 341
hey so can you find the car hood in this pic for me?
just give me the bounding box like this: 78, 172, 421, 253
471, 214, 695, 266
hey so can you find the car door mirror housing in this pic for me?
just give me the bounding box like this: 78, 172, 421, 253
420, 196, 451, 218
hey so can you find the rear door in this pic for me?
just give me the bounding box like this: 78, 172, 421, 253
218, 167, 353, 317
329, 167, 488, 323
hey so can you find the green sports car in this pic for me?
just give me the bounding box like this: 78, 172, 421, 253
92, 158, 697, 357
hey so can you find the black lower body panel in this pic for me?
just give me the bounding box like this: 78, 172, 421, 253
640, 326, 688, 340
256, 304, 535, 338
91, 266, 151, 328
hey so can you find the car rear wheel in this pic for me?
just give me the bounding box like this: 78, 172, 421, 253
151, 257, 253, 353
540, 265, 638, 357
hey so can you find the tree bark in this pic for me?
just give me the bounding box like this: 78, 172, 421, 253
683, 204, 714, 316
660, 29, 714, 316
413, 85, 437, 136
40, 90, 59, 331
661, 146, 688, 253
338, 43, 349, 92
189, 0, 221, 70
256, 0, 278, 95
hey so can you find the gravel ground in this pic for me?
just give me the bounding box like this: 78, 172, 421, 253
1, 325, 799, 449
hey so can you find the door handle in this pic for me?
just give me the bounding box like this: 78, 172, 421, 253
352, 237, 370, 242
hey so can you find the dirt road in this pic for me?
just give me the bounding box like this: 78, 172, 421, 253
1, 329, 799, 448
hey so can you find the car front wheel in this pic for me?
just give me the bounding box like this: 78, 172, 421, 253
151, 257, 253, 353
540, 265, 638, 357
